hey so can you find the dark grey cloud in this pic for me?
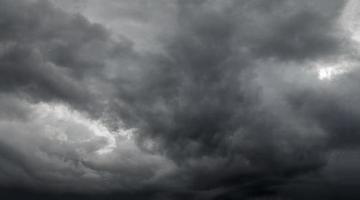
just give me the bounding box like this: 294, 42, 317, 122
0, 0, 359, 199
240, 0, 345, 61
0, 0, 132, 116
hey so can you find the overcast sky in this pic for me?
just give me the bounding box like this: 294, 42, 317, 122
0, 0, 360, 199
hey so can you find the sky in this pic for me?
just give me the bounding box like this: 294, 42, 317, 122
0, 0, 360, 199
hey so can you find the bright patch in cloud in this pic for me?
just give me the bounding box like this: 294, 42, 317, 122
314, 60, 352, 81
317, 66, 346, 80
32, 103, 118, 155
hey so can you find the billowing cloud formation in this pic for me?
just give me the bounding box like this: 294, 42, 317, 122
0, 0, 360, 199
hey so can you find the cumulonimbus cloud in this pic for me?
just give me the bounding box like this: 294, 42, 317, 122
0, 0, 359, 199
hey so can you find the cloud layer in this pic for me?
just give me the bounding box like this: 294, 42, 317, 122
0, 0, 360, 199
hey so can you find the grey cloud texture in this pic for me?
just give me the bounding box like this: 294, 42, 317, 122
0, 0, 360, 199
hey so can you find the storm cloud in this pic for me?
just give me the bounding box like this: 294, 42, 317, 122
0, 0, 360, 199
